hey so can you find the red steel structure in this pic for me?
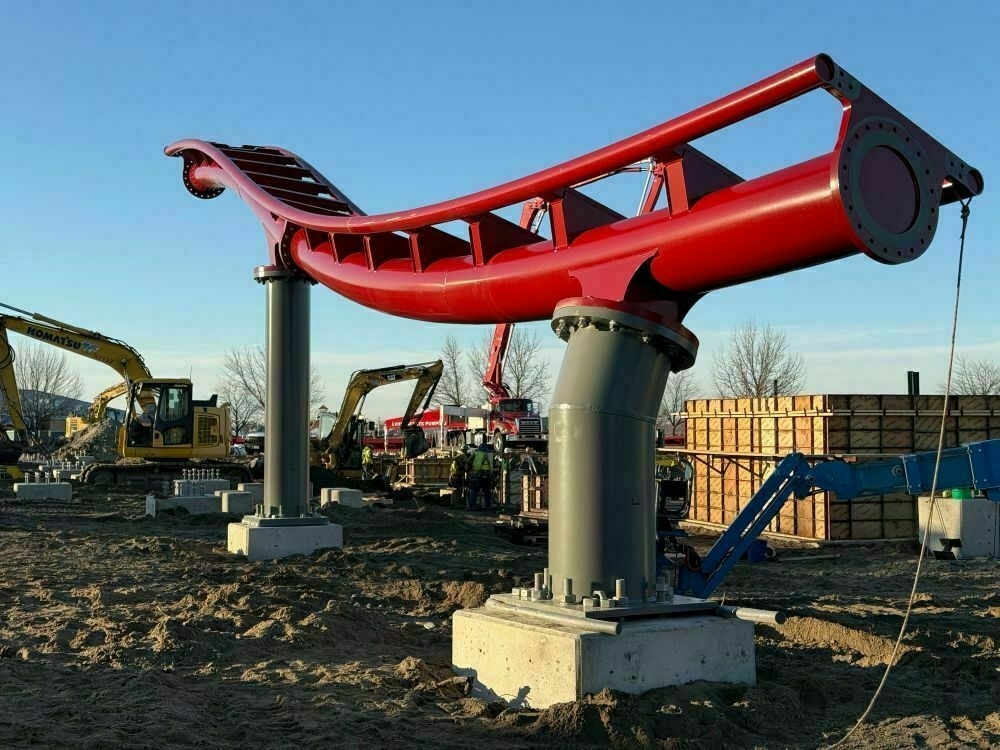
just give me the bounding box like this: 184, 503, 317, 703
166, 54, 982, 325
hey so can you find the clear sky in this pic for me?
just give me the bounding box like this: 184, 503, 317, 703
1, 1, 997, 418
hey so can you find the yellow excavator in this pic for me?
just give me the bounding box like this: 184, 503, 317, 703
311, 360, 444, 479
0, 302, 254, 487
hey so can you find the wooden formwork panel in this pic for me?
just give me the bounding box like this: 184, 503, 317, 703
683, 394, 1000, 541
520, 475, 548, 514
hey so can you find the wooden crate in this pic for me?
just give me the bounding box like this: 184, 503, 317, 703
683, 395, 1000, 541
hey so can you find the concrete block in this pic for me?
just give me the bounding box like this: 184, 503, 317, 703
227, 520, 343, 561
221, 491, 254, 515
321, 487, 363, 508
452, 606, 755, 709
918, 495, 999, 558
14, 482, 73, 501
145, 494, 221, 518
238, 483, 265, 502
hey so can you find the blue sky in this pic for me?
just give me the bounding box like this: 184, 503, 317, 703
1, 1, 997, 417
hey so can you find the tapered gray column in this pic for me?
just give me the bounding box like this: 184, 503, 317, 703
548, 299, 697, 603
255, 265, 311, 518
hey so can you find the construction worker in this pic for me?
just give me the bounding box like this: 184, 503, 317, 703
449, 446, 469, 506
361, 444, 374, 479
467, 443, 496, 511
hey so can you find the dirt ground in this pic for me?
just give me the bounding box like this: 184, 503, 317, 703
0, 483, 998, 750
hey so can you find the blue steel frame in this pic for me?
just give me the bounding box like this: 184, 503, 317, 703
674, 440, 1000, 599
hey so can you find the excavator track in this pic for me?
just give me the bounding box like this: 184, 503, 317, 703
78, 459, 257, 490
167, 54, 981, 325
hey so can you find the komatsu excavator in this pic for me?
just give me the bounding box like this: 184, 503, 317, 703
0, 302, 254, 487
311, 360, 444, 478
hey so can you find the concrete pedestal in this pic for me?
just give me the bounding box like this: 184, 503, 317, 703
145, 494, 221, 517
239, 483, 265, 503
14, 482, 73, 501
321, 487, 363, 508
227, 518, 343, 561
221, 491, 254, 515
452, 606, 755, 709
918, 495, 999, 558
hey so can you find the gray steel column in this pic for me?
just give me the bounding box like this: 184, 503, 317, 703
255, 265, 311, 518
547, 299, 697, 602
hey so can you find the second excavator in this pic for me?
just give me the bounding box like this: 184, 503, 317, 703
0, 302, 255, 487
310, 360, 444, 481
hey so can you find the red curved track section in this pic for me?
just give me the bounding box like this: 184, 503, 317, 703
166, 54, 982, 324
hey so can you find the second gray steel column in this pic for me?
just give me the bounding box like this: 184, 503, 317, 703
255, 265, 311, 518
547, 299, 697, 603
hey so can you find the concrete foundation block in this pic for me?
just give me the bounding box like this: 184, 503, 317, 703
221, 491, 254, 515
14, 482, 73, 501
146, 494, 222, 517
452, 606, 755, 709
238, 483, 265, 502
321, 487, 363, 507
227, 520, 344, 561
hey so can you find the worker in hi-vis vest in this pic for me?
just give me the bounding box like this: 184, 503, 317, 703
467, 443, 496, 511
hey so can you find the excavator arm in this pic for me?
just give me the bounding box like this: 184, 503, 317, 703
318, 360, 444, 468
0, 327, 30, 463
675, 440, 1000, 599
0, 302, 153, 424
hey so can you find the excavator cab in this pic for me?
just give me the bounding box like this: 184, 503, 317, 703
121, 379, 229, 459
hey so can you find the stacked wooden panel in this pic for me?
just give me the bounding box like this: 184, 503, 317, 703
683, 395, 1000, 541
521, 475, 549, 515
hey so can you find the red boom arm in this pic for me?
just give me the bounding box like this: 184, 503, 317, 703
166, 54, 982, 324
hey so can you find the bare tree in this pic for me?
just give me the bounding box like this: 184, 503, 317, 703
712, 320, 805, 397
216, 373, 262, 437
658, 370, 700, 436
219, 346, 325, 420
468, 326, 551, 403
436, 334, 470, 406
13, 342, 83, 439
942, 356, 1000, 395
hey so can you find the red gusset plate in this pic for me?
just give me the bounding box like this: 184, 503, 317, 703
166, 54, 982, 324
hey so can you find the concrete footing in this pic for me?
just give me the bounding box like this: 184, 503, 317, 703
227, 518, 343, 560
145, 494, 220, 517
14, 482, 73, 501
452, 605, 755, 708
221, 491, 254, 515
321, 487, 363, 507
238, 483, 265, 503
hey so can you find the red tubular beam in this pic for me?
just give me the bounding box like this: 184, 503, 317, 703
174, 56, 829, 235
167, 53, 984, 325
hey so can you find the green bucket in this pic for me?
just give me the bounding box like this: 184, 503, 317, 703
951, 487, 973, 500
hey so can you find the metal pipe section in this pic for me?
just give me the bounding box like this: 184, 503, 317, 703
547, 298, 698, 603
484, 598, 622, 635
714, 604, 787, 626
256, 266, 311, 518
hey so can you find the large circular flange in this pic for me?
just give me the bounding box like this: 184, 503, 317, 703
551, 297, 699, 372
838, 117, 937, 264
181, 153, 225, 200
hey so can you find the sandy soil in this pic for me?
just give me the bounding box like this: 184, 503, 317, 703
0, 483, 998, 749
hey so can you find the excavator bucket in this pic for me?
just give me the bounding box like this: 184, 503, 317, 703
401, 426, 429, 459
167, 54, 982, 324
